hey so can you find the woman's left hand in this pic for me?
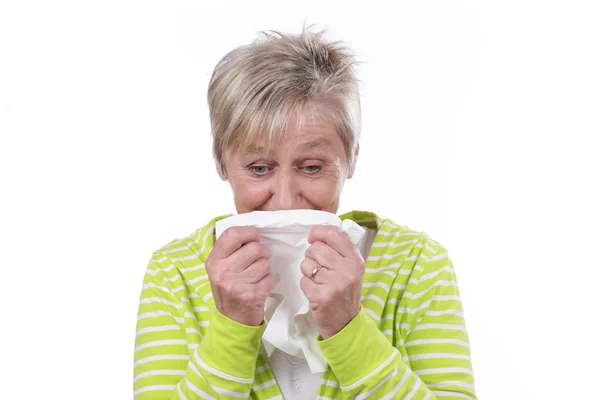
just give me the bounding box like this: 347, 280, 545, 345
300, 225, 365, 339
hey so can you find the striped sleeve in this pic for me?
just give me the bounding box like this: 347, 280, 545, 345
317, 241, 477, 399
134, 254, 264, 399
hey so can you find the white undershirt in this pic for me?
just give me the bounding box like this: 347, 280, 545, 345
268, 228, 377, 399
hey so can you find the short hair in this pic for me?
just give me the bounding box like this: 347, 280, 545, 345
208, 26, 361, 172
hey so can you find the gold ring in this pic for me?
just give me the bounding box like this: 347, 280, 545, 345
311, 265, 322, 281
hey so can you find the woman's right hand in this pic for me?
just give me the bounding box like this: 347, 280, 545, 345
205, 226, 275, 326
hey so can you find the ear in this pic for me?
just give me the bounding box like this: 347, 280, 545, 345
214, 155, 227, 181
347, 143, 359, 179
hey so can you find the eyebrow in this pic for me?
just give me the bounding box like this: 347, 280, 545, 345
296, 138, 334, 153
240, 138, 334, 156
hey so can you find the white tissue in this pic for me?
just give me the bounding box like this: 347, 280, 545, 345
215, 210, 365, 373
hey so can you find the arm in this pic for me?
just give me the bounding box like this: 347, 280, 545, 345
317, 242, 477, 399
133, 254, 264, 399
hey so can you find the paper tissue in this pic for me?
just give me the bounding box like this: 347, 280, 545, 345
215, 209, 365, 373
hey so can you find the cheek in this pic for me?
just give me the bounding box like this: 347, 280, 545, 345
232, 180, 271, 209
301, 175, 343, 204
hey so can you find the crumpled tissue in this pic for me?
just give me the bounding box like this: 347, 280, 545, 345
215, 209, 365, 373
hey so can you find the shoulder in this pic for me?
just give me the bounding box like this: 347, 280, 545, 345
144, 214, 231, 280
344, 210, 452, 275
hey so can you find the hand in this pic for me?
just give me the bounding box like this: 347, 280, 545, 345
205, 226, 275, 326
299, 225, 365, 339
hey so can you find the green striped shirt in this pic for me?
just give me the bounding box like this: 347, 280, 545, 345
134, 210, 477, 399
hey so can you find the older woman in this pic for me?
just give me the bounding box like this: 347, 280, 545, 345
134, 28, 477, 399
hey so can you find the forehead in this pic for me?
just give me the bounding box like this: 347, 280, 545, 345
238, 117, 343, 156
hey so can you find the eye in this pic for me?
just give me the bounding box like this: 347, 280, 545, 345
303, 165, 322, 174
249, 165, 270, 175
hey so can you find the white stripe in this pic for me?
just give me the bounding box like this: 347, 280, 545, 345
424, 392, 431, 400
408, 353, 471, 361
171, 285, 186, 293
380, 368, 410, 400
383, 271, 397, 278
133, 369, 185, 383
432, 295, 461, 302
355, 368, 398, 400
415, 367, 474, 376
178, 384, 188, 400
362, 294, 385, 307
365, 263, 401, 273
185, 275, 209, 285
134, 354, 189, 367
193, 223, 215, 248
322, 379, 339, 387
362, 281, 390, 291
411, 281, 457, 299
203, 292, 213, 302
376, 230, 423, 238
382, 329, 393, 336
194, 306, 210, 312
341, 350, 399, 391
146, 263, 175, 276
136, 324, 181, 335
135, 339, 187, 352
253, 378, 277, 391
210, 384, 249, 398
162, 245, 189, 254
433, 390, 475, 399
186, 327, 202, 335
186, 379, 216, 400
142, 282, 171, 294
420, 266, 454, 282
193, 351, 254, 384
137, 311, 183, 324
402, 378, 421, 400
405, 338, 470, 348
180, 262, 205, 273
426, 309, 464, 317
413, 301, 432, 314
392, 283, 407, 290
371, 239, 419, 248
363, 307, 380, 321
139, 297, 177, 308
413, 323, 467, 332
421, 252, 448, 262
149, 256, 168, 264
134, 385, 176, 396
368, 250, 410, 261
432, 380, 475, 390
383, 220, 400, 228
162, 275, 183, 283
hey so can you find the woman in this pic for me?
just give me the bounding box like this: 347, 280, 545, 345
134, 27, 477, 399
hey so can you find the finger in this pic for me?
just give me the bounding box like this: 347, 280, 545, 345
228, 241, 270, 272
300, 257, 332, 284
240, 257, 271, 284
305, 241, 343, 271
308, 225, 356, 258
211, 226, 260, 259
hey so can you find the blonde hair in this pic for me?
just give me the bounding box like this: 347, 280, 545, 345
208, 26, 361, 172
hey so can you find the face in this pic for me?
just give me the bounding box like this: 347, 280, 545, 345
217, 113, 358, 214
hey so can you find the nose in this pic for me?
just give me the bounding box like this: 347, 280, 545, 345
270, 169, 301, 210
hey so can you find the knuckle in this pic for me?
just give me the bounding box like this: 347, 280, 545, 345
246, 242, 262, 258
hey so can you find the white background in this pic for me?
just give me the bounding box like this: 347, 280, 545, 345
1, 1, 599, 399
